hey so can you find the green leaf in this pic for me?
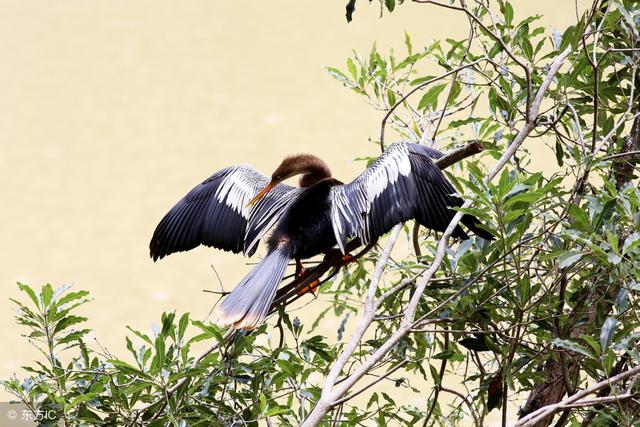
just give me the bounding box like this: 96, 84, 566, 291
259, 393, 267, 414
57, 290, 90, 307
66, 393, 98, 410
521, 37, 534, 61
569, 203, 590, 232
127, 326, 153, 345
384, 0, 395, 13
178, 313, 190, 340
41, 284, 54, 307
555, 136, 564, 166
153, 336, 166, 372
404, 31, 412, 55
552, 339, 592, 357
161, 311, 175, 337
367, 392, 379, 409
276, 359, 297, 377
503, 209, 526, 223
17, 283, 40, 308
410, 75, 436, 86
605, 230, 619, 253
429, 363, 441, 386
502, 2, 514, 26
622, 232, 640, 254
599, 317, 617, 352
432, 350, 455, 360
53, 315, 88, 335
602, 349, 616, 375
265, 406, 290, 416
557, 251, 584, 268
449, 81, 462, 103
326, 67, 351, 86
109, 360, 155, 381
504, 191, 543, 207
418, 84, 447, 111
581, 334, 601, 354
387, 89, 396, 106
347, 58, 358, 80
191, 320, 224, 342
570, 17, 586, 50
449, 117, 484, 128
503, 183, 529, 200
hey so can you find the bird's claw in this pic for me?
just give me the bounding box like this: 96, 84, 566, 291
296, 267, 310, 280
295, 259, 309, 279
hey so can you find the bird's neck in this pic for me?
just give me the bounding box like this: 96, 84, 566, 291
298, 157, 332, 188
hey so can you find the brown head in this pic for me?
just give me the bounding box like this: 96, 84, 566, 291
247, 154, 332, 206
271, 154, 332, 187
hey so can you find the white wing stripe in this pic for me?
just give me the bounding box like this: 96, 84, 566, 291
213, 166, 264, 219
208, 165, 300, 255
329, 142, 417, 252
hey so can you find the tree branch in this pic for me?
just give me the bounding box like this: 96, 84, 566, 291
301, 47, 571, 427
516, 365, 640, 427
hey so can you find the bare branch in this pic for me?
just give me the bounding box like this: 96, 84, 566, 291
435, 140, 484, 169
515, 365, 640, 426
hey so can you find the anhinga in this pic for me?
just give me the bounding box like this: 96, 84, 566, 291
150, 142, 492, 329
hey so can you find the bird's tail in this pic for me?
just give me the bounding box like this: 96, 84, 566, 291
461, 214, 494, 240
215, 246, 290, 330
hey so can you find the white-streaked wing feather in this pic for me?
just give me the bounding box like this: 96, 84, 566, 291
244, 184, 302, 255
150, 165, 298, 260
329, 141, 465, 253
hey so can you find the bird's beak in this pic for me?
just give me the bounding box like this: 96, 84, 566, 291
246, 181, 277, 207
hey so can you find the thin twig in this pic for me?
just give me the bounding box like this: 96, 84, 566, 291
379, 59, 487, 151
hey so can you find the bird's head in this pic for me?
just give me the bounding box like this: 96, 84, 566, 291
246, 154, 332, 207
270, 156, 304, 183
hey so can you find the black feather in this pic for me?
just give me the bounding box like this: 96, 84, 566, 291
150, 166, 299, 260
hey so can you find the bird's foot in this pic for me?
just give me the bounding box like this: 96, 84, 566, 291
295, 259, 310, 279
295, 266, 310, 279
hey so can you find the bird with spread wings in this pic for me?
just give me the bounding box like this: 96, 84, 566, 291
150, 142, 493, 329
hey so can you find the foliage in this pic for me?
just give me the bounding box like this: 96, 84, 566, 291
4, 1, 640, 426
4, 283, 339, 425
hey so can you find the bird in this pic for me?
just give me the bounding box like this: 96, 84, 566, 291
149, 141, 493, 330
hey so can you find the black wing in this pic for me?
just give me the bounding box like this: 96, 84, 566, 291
329, 141, 491, 252
150, 165, 300, 261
